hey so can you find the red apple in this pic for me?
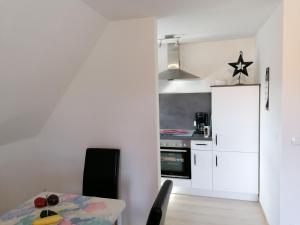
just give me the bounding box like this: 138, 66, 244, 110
34, 197, 47, 208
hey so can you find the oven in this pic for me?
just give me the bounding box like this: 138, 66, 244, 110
160, 140, 191, 179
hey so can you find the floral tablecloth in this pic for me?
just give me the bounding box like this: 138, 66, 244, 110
0, 193, 126, 225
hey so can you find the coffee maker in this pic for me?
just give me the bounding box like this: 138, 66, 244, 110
194, 112, 210, 134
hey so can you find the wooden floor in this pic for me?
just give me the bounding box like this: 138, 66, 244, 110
165, 194, 268, 225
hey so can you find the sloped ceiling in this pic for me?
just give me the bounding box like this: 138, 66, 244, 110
0, 0, 107, 145
0, 0, 281, 146
83, 0, 281, 41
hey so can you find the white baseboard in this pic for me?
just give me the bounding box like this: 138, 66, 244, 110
172, 186, 258, 201
258, 199, 270, 225
162, 177, 258, 201
161, 177, 191, 187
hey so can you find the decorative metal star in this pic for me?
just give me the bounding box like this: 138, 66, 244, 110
228, 51, 253, 77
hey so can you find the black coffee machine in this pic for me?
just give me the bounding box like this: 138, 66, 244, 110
194, 112, 210, 134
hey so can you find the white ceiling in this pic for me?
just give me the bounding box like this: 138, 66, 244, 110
82, 0, 281, 41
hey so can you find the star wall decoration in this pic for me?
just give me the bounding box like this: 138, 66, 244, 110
228, 51, 253, 84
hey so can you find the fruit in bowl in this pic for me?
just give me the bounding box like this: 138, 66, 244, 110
34, 193, 59, 208
40, 210, 58, 218
34, 197, 47, 208
47, 194, 59, 206
32, 214, 63, 225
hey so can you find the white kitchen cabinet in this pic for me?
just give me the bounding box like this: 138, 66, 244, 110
212, 85, 259, 153
191, 150, 213, 190
191, 140, 213, 151
213, 151, 258, 194
165, 86, 260, 200
211, 85, 259, 197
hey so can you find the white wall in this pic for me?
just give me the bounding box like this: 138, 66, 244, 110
0, 138, 42, 213
0, 0, 107, 145
0, 0, 107, 214
36, 18, 158, 225
158, 79, 211, 93
180, 38, 257, 83
256, 5, 283, 225
280, 0, 300, 224
158, 38, 257, 93
0, 0, 108, 215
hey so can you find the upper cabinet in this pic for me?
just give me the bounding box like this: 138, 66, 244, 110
212, 85, 260, 153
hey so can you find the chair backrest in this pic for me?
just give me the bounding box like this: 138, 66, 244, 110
146, 180, 173, 225
83, 148, 120, 199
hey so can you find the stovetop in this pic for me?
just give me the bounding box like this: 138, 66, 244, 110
160, 129, 212, 141
160, 129, 194, 137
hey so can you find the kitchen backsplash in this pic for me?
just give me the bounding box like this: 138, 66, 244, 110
159, 93, 211, 130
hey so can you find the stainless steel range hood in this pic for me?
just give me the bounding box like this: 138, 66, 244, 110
159, 43, 199, 80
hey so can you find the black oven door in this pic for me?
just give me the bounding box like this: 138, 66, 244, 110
160, 148, 191, 179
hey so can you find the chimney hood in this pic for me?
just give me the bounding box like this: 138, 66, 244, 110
159, 43, 199, 80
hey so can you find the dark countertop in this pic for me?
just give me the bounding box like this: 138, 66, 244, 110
160, 133, 212, 141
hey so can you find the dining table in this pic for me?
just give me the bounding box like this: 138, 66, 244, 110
0, 192, 126, 225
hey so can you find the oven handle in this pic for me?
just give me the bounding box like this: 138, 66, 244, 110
160, 149, 188, 153
161, 175, 190, 179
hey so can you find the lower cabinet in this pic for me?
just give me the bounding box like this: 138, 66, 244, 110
188, 141, 258, 200
213, 151, 258, 194
191, 150, 213, 190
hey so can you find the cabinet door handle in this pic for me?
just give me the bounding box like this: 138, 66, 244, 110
196, 144, 207, 146
216, 155, 218, 167
215, 134, 218, 146
194, 154, 196, 165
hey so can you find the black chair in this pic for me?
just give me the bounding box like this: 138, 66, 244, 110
146, 180, 173, 225
83, 148, 120, 199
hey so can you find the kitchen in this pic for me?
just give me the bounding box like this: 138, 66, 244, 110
158, 35, 260, 203
0, 0, 296, 225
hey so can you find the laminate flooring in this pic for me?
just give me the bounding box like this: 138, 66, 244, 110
165, 194, 268, 225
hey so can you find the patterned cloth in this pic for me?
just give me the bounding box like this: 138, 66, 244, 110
0, 193, 125, 225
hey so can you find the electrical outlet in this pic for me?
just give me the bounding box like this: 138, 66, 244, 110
291, 137, 300, 146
